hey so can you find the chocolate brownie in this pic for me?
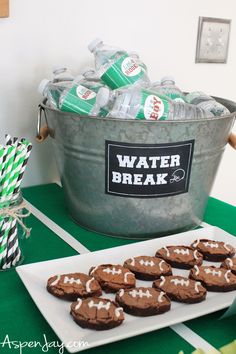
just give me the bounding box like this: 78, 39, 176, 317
191, 239, 235, 262
89, 264, 135, 293
71, 297, 124, 330
189, 265, 236, 292
47, 272, 102, 300
115, 287, 170, 316
153, 275, 207, 303
221, 258, 236, 275
123, 256, 172, 280
155, 245, 203, 269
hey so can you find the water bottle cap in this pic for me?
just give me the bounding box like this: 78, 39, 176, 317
52, 65, 67, 75
129, 51, 139, 59
88, 38, 103, 52
161, 76, 175, 85
38, 79, 50, 96
96, 87, 110, 108
152, 81, 161, 87
73, 74, 84, 83
82, 67, 96, 77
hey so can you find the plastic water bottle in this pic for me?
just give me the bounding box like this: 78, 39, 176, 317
152, 76, 186, 103
38, 79, 71, 109
96, 86, 213, 120
185, 91, 230, 116
38, 79, 106, 116
88, 38, 150, 89
52, 65, 74, 83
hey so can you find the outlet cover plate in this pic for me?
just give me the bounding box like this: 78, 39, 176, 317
195, 16, 231, 63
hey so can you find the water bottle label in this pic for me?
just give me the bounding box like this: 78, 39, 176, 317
105, 140, 195, 198
60, 84, 99, 115
76, 85, 96, 100
101, 54, 145, 89
136, 90, 169, 120
121, 56, 142, 77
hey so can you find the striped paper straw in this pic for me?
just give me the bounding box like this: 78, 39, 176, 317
6, 144, 27, 197
3, 219, 18, 269
0, 145, 17, 199
0, 218, 7, 266
9, 223, 21, 267
5, 134, 12, 146
12, 243, 21, 266
13, 143, 32, 194
0, 145, 9, 184
0, 146, 5, 170
0, 217, 11, 267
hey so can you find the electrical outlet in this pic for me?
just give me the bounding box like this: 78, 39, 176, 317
195, 17, 231, 63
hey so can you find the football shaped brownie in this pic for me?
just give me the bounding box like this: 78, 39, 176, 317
189, 265, 236, 292
155, 245, 203, 269
123, 255, 172, 280
191, 239, 235, 262
89, 264, 135, 293
115, 287, 171, 316
153, 275, 207, 303
71, 297, 124, 330
47, 272, 102, 300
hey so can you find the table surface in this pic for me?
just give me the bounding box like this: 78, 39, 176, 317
1, 183, 236, 354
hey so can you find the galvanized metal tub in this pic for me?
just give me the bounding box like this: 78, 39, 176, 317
39, 97, 236, 239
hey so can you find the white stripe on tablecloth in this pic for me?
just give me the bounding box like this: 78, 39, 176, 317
170, 323, 219, 352
24, 199, 90, 255
24, 195, 218, 352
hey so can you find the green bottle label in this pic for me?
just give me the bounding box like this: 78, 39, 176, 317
60, 84, 101, 116
101, 54, 145, 89
136, 90, 170, 120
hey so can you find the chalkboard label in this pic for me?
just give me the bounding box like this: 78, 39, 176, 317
105, 140, 194, 198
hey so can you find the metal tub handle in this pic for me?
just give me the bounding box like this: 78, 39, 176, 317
36, 104, 50, 143
229, 133, 236, 149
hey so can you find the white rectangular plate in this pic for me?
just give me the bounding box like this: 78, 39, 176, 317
16, 226, 236, 353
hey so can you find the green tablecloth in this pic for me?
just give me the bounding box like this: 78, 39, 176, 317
0, 183, 235, 354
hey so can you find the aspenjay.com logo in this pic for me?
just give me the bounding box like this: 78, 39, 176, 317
0, 334, 89, 354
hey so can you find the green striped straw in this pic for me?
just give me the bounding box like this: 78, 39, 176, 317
6, 144, 27, 198
13, 143, 32, 194
0, 144, 17, 200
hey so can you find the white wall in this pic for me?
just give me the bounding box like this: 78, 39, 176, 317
0, 0, 235, 205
